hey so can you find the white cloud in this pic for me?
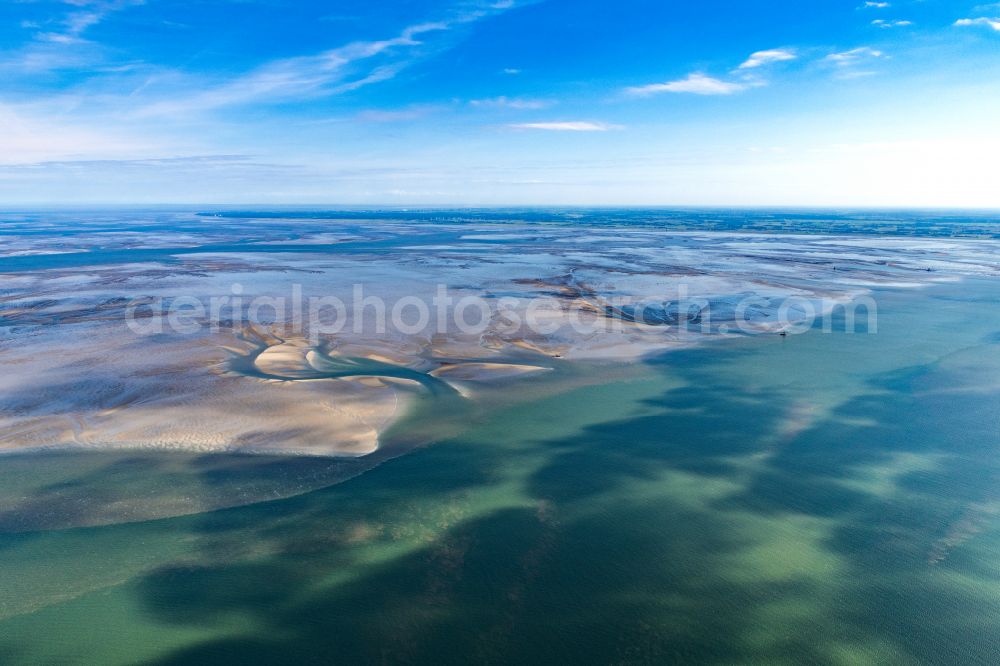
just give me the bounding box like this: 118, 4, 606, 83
626, 73, 747, 96
835, 70, 877, 80
0, 103, 155, 164
825, 46, 885, 65
738, 49, 797, 69
863, 1, 890, 7
35, 32, 88, 45
470, 96, 550, 109
133, 11, 508, 117
503, 68, 521, 75
509, 121, 621, 131
354, 105, 439, 122
1, 0, 146, 75
823, 47, 885, 79
43, 0, 145, 43
955, 17, 1000, 31
872, 19, 913, 28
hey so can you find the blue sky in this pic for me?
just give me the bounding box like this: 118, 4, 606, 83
1, 0, 999, 206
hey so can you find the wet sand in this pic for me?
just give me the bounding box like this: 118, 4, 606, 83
1, 213, 999, 459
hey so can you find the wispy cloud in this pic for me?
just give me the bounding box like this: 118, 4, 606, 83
354, 105, 440, 122
824, 46, 885, 79
862, 1, 890, 8
955, 17, 1000, 31
738, 49, 797, 69
470, 96, 551, 109
136, 22, 449, 116
39, 0, 145, 44
0, 102, 156, 164
508, 121, 621, 131
872, 19, 912, 28
630, 47, 793, 97
825, 46, 884, 64
626, 73, 747, 96
0, 155, 277, 171
133, 3, 521, 117
1, 0, 146, 75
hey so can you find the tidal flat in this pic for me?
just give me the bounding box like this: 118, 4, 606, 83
1, 209, 1000, 664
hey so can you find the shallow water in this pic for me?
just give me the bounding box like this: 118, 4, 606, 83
2, 278, 999, 664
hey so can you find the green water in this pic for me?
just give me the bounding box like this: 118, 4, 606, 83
2, 281, 1000, 664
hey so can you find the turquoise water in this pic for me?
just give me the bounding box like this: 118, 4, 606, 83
2, 279, 999, 664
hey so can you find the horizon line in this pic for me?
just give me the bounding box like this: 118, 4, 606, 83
3, 203, 1000, 213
